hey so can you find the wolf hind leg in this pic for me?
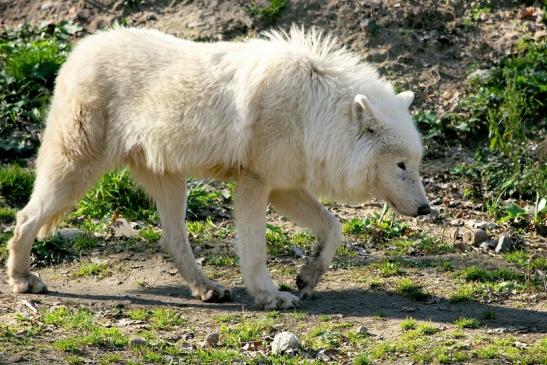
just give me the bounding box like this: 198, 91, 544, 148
129, 166, 231, 302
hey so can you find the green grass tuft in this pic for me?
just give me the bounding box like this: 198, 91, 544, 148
0, 164, 34, 207
453, 317, 481, 329
396, 278, 430, 301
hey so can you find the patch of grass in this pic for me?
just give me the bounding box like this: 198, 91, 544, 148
139, 227, 161, 242
0, 22, 80, 159
0, 164, 34, 207
401, 317, 417, 331
150, 308, 185, 330
128, 308, 149, 321
451, 40, 547, 214
266, 224, 291, 255
374, 259, 402, 277
504, 250, 547, 271
76, 261, 111, 278
73, 235, 100, 251
213, 313, 242, 324
352, 353, 370, 365
75, 169, 156, 222
416, 322, 440, 335
87, 327, 128, 347
98, 353, 123, 365
65, 355, 84, 365
54, 337, 86, 353
368, 341, 397, 360
205, 253, 238, 267
43, 307, 95, 331
396, 278, 429, 301
305, 322, 352, 350
458, 265, 524, 283
453, 317, 481, 329
32, 235, 74, 266
0, 206, 16, 223
186, 179, 228, 220
388, 235, 454, 256
342, 207, 411, 244
221, 317, 275, 348
249, 0, 287, 25
449, 284, 476, 303
187, 218, 216, 243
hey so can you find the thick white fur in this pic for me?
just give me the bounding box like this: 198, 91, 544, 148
7, 26, 428, 309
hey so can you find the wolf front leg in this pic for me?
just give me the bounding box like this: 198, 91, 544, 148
269, 189, 342, 298
234, 175, 301, 309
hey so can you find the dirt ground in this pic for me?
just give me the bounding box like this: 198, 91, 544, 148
0, 0, 546, 364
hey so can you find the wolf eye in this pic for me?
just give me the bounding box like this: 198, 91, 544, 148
397, 162, 406, 170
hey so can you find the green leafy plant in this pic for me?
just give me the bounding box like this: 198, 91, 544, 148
249, 0, 287, 25
0, 22, 81, 158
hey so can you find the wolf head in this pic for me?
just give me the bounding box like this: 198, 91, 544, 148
344, 90, 430, 217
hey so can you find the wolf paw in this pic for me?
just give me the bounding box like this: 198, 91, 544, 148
9, 273, 48, 294
256, 290, 301, 310
193, 282, 232, 303
296, 258, 327, 299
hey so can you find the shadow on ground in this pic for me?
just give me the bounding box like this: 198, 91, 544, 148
25, 285, 546, 333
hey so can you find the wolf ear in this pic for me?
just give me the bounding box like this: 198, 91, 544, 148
352, 94, 379, 132
397, 91, 414, 109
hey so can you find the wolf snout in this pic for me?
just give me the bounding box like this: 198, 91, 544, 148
417, 204, 431, 216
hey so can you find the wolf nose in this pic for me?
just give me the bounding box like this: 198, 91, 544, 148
417, 204, 431, 216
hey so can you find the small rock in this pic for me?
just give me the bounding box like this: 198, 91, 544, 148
467, 69, 490, 82
3, 225, 14, 233
180, 342, 194, 352
40, 1, 54, 10
463, 229, 488, 246
117, 318, 135, 327
7, 355, 23, 363
271, 331, 300, 354
129, 336, 146, 347
356, 325, 368, 335
202, 332, 220, 347
111, 218, 139, 238
183, 332, 195, 340
495, 235, 513, 253
55, 227, 84, 241
514, 341, 528, 349
290, 246, 305, 259
486, 327, 507, 334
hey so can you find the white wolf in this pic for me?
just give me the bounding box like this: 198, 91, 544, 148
7, 27, 430, 309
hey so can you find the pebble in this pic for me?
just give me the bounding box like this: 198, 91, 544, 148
129, 336, 146, 346
180, 342, 194, 352
117, 318, 136, 327
356, 326, 368, 335
7, 355, 23, 363
463, 229, 488, 246
202, 332, 220, 347
271, 331, 300, 354
495, 235, 513, 253
111, 218, 139, 238
55, 227, 84, 241
290, 246, 305, 259
467, 69, 490, 82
